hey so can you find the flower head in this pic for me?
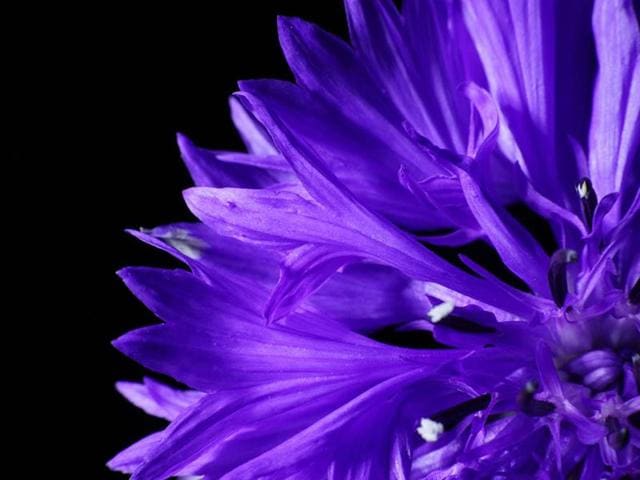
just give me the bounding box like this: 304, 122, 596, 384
110, 0, 639, 478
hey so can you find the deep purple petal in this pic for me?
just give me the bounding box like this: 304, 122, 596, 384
264, 244, 362, 323
177, 133, 281, 189
458, 169, 550, 296
238, 80, 450, 229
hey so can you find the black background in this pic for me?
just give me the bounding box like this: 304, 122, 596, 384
37, 2, 346, 477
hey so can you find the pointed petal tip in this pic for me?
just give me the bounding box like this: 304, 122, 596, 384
112, 328, 152, 360
111, 334, 129, 355
182, 187, 214, 224
115, 267, 131, 282
176, 132, 197, 157
105, 455, 126, 473
277, 15, 320, 49
276, 14, 297, 29
124, 227, 155, 246
235, 82, 251, 94
116, 266, 142, 285
182, 186, 205, 209
175, 131, 187, 143
114, 380, 141, 399
262, 301, 282, 327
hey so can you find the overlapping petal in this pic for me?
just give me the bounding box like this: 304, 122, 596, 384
111, 1, 640, 478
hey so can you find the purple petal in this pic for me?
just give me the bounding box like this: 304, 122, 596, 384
218, 92, 546, 318
114, 268, 466, 391
462, 82, 498, 161
458, 169, 550, 296
116, 378, 204, 421
461, 0, 570, 204
345, 0, 466, 151
127, 223, 279, 298
219, 370, 432, 480
229, 96, 277, 156
403, 0, 481, 149
309, 263, 431, 333
108, 432, 163, 474
264, 244, 362, 323
130, 373, 446, 479
238, 80, 449, 229
278, 15, 403, 134
588, 0, 640, 202
177, 133, 279, 188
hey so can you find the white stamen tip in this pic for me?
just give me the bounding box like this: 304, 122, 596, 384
157, 229, 207, 260
417, 417, 444, 442
428, 301, 455, 323
577, 181, 588, 199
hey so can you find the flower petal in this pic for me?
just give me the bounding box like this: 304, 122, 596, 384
238, 80, 449, 229
114, 268, 465, 391
229, 96, 277, 156
308, 263, 431, 333
217, 91, 545, 319
458, 169, 550, 296
278, 15, 403, 136
345, 0, 466, 151
588, 0, 640, 205
461, 0, 572, 204
131, 373, 453, 480
128, 223, 278, 299
221, 370, 426, 480
264, 244, 362, 323
108, 432, 163, 474
116, 378, 205, 421
184, 188, 537, 322
177, 133, 281, 188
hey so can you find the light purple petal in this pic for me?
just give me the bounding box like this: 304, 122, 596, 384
588, 0, 640, 202
461, 0, 564, 203
345, 0, 466, 151
116, 378, 204, 421
229, 96, 277, 156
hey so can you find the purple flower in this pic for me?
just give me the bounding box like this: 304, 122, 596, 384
110, 0, 639, 478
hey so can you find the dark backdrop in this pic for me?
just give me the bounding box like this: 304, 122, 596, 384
85, 2, 345, 478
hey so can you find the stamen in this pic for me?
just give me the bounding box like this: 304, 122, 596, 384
417, 417, 444, 442
517, 380, 556, 417
547, 249, 578, 307
575, 177, 598, 231
605, 417, 630, 450
150, 228, 206, 259
428, 301, 454, 323
431, 394, 491, 429
633, 354, 640, 391
630, 278, 640, 305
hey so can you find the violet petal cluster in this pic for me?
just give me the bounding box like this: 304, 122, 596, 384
110, 0, 640, 478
